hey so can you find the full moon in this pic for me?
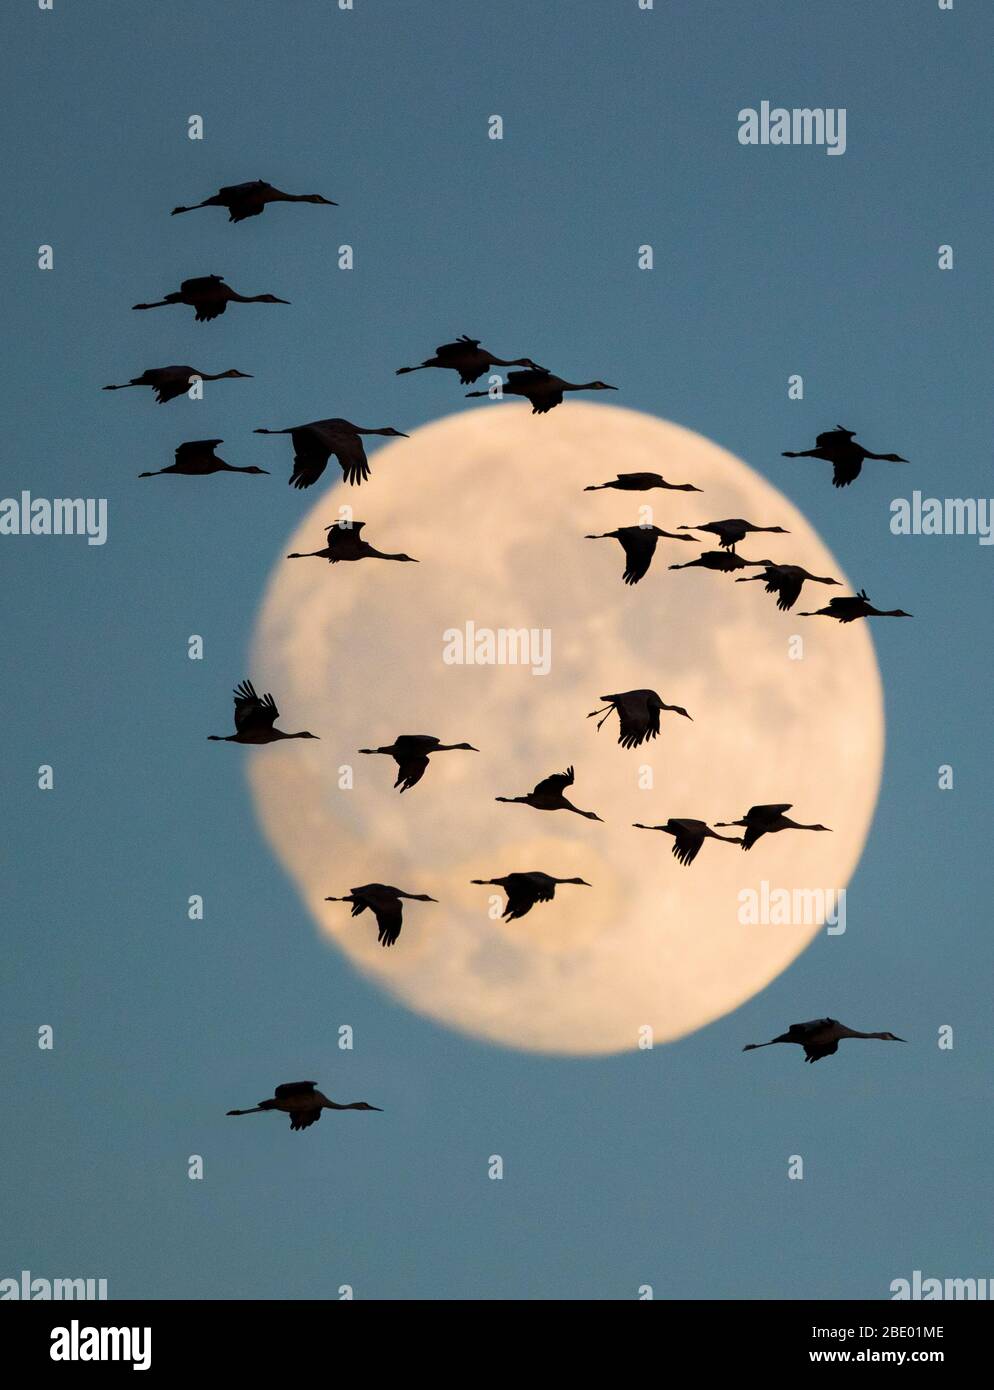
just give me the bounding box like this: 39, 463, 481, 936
249, 404, 884, 1055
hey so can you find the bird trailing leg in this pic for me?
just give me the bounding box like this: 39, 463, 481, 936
586, 704, 615, 732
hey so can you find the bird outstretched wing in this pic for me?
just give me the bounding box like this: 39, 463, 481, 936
747, 804, 792, 819
670, 822, 705, 866
176, 439, 223, 460
290, 1108, 322, 1129
288, 427, 333, 490
233, 680, 279, 733
815, 429, 846, 447
618, 530, 657, 585
370, 898, 404, 947
533, 766, 574, 796
614, 694, 658, 748
275, 1081, 318, 1099
831, 458, 863, 488
395, 755, 430, 792
774, 572, 804, 611
502, 873, 555, 919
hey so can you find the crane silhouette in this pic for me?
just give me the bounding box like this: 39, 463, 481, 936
132, 274, 288, 323
678, 517, 789, 552
139, 439, 268, 479
103, 366, 251, 404
287, 521, 417, 564
586, 525, 698, 585
716, 803, 831, 850
587, 689, 692, 749
465, 368, 616, 414
396, 336, 545, 385
633, 819, 743, 866
471, 872, 590, 920
227, 1080, 380, 1130
358, 733, 478, 791
798, 589, 912, 623
207, 680, 318, 743
743, 1018, 905, 1064
782, 428, 908, 488
735, 562, 841, 612
172, 180, 337, 223
669, 549, 772, 575
496, 766, 603, 821
324, 883, 437, 948
584, 471, 701, 494
254, 418, 408, 488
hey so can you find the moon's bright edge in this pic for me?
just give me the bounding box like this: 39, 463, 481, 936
248, 404, 884, 1056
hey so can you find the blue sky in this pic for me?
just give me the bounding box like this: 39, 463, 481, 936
2, 0, 991, 1299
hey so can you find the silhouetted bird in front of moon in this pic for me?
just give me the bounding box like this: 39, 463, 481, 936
358, 734, 478, 792
678, 517, 789, 552
324, 883, 437, 948
584, 471, 701, 494
586, 524, 697, 585
715, 804, 831, 850
254, 418, 408, 488
207, 680, 318, 744
471, 872, 591, 920
287, 521, 417, 565
587, 689, 692, 749
735, 562, 841, 612
632, 819, 743, 866
496, 766, 603, 822
798, 589, 912, 623
668, 549, 771, 576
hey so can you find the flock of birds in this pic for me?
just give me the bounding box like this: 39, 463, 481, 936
106, 178, 908, 1129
